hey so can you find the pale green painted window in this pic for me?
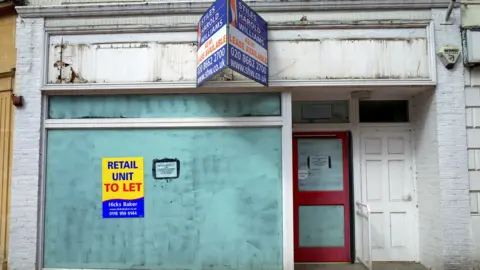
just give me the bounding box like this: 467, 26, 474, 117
44, 128, 283, 269
48, 93, 281, 119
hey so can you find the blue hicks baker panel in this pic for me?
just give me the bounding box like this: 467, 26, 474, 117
102, 198, 144, 218
48, 93, 281, 119
44, 128, 283, 270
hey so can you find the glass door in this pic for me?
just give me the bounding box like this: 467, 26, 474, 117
293, 132, 351, 262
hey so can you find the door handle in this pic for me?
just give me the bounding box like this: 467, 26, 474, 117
402, 194, 412, 201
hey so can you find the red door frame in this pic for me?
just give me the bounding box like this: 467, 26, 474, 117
293, 131, 351, 262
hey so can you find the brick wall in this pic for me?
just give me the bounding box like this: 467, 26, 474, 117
8, 17, 44, 270
465, 66, 480, 265
432, 9, 473, 270
411, 9, 474, 270
411, 89, 443, 269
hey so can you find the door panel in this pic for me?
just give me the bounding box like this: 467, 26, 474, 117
360, 128, 415, 261
299, 205, 345, 247
294, 132, 351, 263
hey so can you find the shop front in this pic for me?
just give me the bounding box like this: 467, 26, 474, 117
9, 1, 474, 270
43, 92, 288, 270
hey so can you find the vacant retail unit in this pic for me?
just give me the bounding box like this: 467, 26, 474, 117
10, 1, 474, 269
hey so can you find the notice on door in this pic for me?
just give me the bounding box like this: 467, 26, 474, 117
298, 169, 309, 180
102, 157, 144, 218
309, 155, 330, 170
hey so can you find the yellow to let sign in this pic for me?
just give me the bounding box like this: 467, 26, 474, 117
101, 157, 144, 218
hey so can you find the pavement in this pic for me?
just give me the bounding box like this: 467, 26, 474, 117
295, 262, 428, 270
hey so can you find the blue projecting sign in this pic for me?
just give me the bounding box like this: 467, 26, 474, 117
196, 0, 268, 86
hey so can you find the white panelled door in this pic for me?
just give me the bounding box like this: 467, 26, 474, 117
360, 127, 416, 262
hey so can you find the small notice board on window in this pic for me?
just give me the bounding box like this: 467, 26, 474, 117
152, 158, 180, 180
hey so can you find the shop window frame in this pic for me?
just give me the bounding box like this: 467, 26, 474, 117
37, 91, 295, 270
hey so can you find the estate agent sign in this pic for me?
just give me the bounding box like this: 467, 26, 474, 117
196, 0, 268, 86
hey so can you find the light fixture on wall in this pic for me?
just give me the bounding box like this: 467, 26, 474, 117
12, 94, 24, 107
350, 90, 372, 100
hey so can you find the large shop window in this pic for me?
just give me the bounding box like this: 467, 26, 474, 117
43, 94, 283, 270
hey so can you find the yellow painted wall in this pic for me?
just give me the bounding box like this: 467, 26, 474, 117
0, 12, 15, 270
0, 13, 16, 90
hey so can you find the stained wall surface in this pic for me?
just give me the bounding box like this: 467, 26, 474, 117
46, 29, 431, 85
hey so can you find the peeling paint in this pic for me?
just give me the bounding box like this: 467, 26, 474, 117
269, 38, 429, 80
53, 60, 69, 68
47, 32, 430, 84
95, 42, 150, 49
52, 41, 88, 84
336, 37, 425, 42
54, 43, 67, 49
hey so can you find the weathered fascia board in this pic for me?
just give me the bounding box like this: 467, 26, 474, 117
44, 21, 433, 36
40, 79, 435, 92
46, 27, 433, 87
17, 0, 453, 18
43, 10, 433, 30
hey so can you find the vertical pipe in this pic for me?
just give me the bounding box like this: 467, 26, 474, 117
444, 0, 456, 23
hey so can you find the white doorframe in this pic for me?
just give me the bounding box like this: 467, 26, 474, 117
350, 98, 362, 263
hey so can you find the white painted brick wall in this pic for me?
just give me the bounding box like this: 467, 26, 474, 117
412, 9, 474, 270
411, 89, 443, 269
464, 62, 480, 265
9, 17, 44, 270
432, 9, 474, 269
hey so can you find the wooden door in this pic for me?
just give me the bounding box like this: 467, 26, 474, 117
293, 132, 351, 262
